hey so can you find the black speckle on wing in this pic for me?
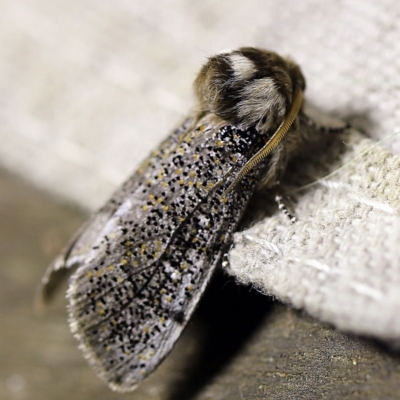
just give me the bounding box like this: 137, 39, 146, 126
67, 114, 266, 390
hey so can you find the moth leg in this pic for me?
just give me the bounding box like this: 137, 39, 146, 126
275, 193, 296, 223
221, 252, 233, 274
311, 116, 350, 135
319, 123, 351, 134
301, 107, 350, 135
267, 181, 297, 223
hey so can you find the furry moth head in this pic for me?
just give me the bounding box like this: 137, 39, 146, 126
194, 47, 306, 133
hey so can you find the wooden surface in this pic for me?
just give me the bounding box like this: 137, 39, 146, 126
1, 168, 400, 399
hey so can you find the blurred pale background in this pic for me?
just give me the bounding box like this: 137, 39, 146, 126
1, 0, 399, 210
2, 1, 400, 399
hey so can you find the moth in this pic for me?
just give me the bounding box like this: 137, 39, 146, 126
37, 47, 321, 392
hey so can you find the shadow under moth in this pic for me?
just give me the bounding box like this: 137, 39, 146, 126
37, 47, 330, 391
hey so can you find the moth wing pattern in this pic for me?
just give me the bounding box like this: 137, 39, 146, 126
56, 112, 267, 391
37, 118, 194, 306
38, 47, 314, 392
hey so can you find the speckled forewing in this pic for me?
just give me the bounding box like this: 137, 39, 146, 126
35, 47, 315, 393
65, 113, 266, 391
37, 118, 194, 304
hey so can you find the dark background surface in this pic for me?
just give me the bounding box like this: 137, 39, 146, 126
1, 168, 400, 400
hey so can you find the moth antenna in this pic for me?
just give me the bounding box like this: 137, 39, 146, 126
224, 88, 303, 194
287, 128, 400, 195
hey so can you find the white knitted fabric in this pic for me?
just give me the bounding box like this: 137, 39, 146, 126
1, 0, 400, 341
229, 129, 400, 342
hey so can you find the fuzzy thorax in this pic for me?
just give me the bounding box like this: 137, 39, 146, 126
194, 47, 306, 133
